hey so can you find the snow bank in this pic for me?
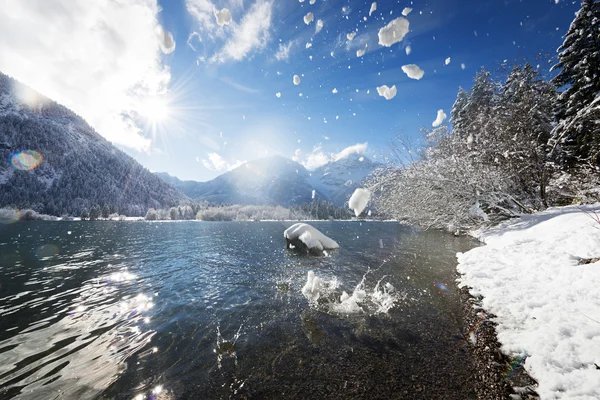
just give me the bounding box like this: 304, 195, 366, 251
284, 223, 339, 254
376, 85, 397, 100
348, 188, 371, 216
457, 204, 600, 399
401, 64, 424, 80
378, 17, 410, 47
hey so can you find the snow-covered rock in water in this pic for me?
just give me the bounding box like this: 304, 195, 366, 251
348, 188, 371, 217
284, 223, 339, 255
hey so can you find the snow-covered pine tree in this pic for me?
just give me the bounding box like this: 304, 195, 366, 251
551, 0, 600, 165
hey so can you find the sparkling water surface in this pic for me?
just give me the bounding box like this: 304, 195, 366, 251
0, 221, 478, 399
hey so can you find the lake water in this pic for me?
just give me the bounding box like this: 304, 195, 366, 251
0, 221, 478, 399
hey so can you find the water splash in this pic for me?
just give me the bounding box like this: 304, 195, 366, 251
216, 324, 243, 369
302, 267, 405, 315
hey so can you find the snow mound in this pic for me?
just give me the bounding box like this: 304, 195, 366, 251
432, 109, 447, 127
369, 2, 377, 16
214, 8, 232, 27
378, 17, 410, 47
401, 7, 412, 16
304, 12, 314, 25
293, 75, 301, 85
401, 64, 424, 80
376, 85, 397, 100
284, 223, 339, 254
348, 188, 371, 216
457, 204, 600, 400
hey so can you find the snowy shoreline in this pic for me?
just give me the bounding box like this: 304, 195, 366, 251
457, 204, 600, 399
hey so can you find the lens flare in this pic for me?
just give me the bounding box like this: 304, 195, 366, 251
434, 282, 451, 293
0, 208, 22, 224
10, 150, 43, 171
35, 244, 60, 259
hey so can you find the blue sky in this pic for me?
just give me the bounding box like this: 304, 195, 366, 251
0, 0, 582, 181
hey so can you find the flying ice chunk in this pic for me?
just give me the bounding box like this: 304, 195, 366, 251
445, 57, 451, 65
293, 75, 301, 85
304, 12, 314, 25
376, 85, 397, 100
401, 7, 412, 16
306, 42, 312, 49
315, 19, 324, 33
356, 48, 366, 57
401, 64, 424, 80
432, 109, 447, 127
310, 0, 316, 4
214, 8, 232, 26
275, 92, 281, 98
302, 271, 323, 302
284, 223, 340, 255
405, 45, 412, 55
378, 17, 410, 47
346, 32, 357, 40
349, 188, 371, 217
369, 2, 377, 16
332, 88, 338, 94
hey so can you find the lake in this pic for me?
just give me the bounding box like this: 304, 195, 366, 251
0, 221, 478, 399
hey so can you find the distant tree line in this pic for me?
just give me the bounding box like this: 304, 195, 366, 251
370, 0, 600, 232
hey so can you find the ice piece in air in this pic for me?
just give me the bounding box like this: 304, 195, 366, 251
284, 223, 339, 255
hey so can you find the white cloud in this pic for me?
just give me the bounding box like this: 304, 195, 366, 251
304, 12, 314, 25
445, 57, 451, 65
187, 0, 219, 33
214, 8, 232, 26
432, 109, 447, 127
315, 19, 324, 34
293, 75, 301, 85
202, 152, 245, 171
401, 64, 425, 80
275, 41, 294, 61
402, 7, 412, 16
298, 143, 369, 170
378, 17, 410, 47
212, 1, 273, 62
376, 85, 397, 100
0, 0, 175, 151
369, 2, 377, 17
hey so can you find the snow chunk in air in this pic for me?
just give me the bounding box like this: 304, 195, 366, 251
332, 88, 338, 94
214, 8, 232, 27
304, 12, 314, 25
378, 17, 410, 47
376, 85, 397, 100
284, 223, 339, 255
369, 2, 377, 16
401, 7, 412, 16
275, 92, 281, 98
293, 75, 301, 85
315, 19, 324, 33
432, 109, 447, 127
401, 64, 424, 80
347, 31, 357, 40
356, 48, 366, 57
348, 188, 371, 217
445, 57, 451, 65
405, 45, 412, 55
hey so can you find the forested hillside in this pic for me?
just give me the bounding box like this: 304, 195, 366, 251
371, 0, 600, 231
0, 72, 186, 216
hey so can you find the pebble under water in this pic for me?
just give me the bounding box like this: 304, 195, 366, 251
0, 221, 479, 399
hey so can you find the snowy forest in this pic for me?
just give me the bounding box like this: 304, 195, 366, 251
370, 0, 600, 231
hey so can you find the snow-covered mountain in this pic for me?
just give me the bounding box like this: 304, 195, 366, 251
0, 72, 187, 216
158, 153, 381, 207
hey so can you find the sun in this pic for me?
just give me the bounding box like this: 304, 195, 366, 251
140, 96, 169, 123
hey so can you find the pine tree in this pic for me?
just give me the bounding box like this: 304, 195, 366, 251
551, 0, 600, 165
